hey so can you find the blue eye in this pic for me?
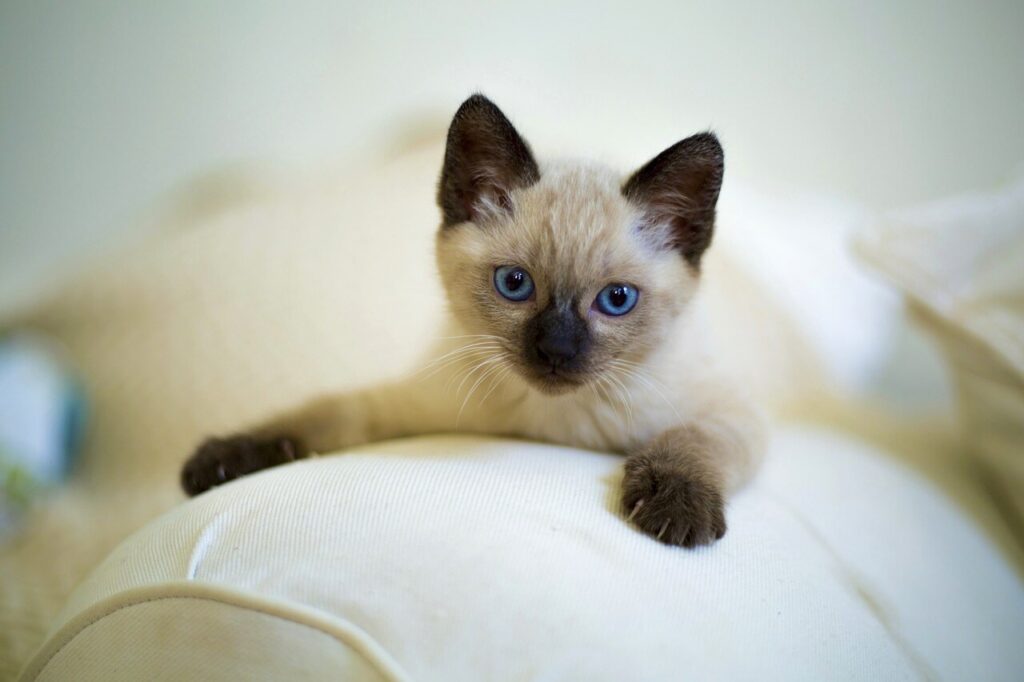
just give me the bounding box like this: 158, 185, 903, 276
595, 284, 639, 316
494, 265, 535, 301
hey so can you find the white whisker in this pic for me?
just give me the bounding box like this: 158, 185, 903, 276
436, 334, 507, 341
420, 344, 502, 382
452, 355, 502, 396
608, 359, 682, 422
593, 375, 620, 423
456, 359, 507, 426
418, 341, 501, 374
478, 364, 513, 407
605, 371, 635, 433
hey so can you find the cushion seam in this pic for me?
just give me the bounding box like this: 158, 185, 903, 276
18, 582, 411, 682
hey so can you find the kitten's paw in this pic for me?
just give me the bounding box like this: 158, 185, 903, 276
621, 453, 727, 548
180, 434, 307, 497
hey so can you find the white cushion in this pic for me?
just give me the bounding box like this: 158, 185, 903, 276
21, 427, 1024, 681
856, 175, 1024, 540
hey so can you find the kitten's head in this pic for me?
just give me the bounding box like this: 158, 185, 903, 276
436, 94, 723, 395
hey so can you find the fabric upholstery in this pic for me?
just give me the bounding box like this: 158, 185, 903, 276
21, 429, 1024, 681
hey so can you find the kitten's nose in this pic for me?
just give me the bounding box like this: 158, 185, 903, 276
535, 333, 579, 367
529, 301, 590, 372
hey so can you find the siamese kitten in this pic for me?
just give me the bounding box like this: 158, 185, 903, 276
180, 94, 765, 548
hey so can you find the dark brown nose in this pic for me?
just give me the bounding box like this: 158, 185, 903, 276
536, 332, 579, 367
529, 302, 589, 370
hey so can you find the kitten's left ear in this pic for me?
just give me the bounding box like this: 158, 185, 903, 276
438, 94, 540, 227
623, 132, 724, 268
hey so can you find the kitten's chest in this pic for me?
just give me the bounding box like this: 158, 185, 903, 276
424, 334, 692, 453
487, 386, 672, 454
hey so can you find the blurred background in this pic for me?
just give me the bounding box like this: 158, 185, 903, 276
2, 1, 1023, 313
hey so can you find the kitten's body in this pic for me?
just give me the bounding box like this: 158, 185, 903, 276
181, 96, 766, 547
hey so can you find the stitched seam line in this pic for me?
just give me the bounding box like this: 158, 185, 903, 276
19, 583, 411, 682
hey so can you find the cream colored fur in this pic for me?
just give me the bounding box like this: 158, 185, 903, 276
254, 159, 765, 497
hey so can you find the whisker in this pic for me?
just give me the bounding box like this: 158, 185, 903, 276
435, 334, 508, 341
465, 357, 506, 402
452, 355, 502, 396
443, 354, 487, 392
426, 348, 500, 383
419, 344, 502, 382
418, 341, 502, 374
456, 359, 507, 425
609, 360, 672, 400
593, 375, 621, 424
608, 360, 682, 422
605, 371, 635, 433
477, 363, 513, 408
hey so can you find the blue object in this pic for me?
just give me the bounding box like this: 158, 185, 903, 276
0, 333, 86, 530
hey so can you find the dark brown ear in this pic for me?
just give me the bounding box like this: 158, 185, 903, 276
622, 132, 724, 268
438, 94, 540, 227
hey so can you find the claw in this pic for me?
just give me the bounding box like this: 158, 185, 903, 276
628, 499, 645, 522
657, 519, 671, 541
215, 463, 226, 482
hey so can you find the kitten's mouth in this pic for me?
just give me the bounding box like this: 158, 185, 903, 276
525, 365, 587, 394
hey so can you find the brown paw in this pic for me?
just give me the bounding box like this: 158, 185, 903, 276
180, 434, 307, 497
621, 454, 727, 548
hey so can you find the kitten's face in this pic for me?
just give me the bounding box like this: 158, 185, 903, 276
437, 164, 694, 394
436, 95, 722, 395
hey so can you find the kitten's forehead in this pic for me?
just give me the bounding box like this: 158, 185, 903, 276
512, 161, 649, 289
529, 161, 627, 226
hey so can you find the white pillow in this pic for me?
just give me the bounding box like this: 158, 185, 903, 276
855, 174, 1024, 540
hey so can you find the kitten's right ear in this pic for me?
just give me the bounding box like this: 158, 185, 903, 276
437, 94, 540, 227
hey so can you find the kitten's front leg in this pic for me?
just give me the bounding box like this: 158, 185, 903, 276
180, 382, 427, 496
621, 416, 762, 547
